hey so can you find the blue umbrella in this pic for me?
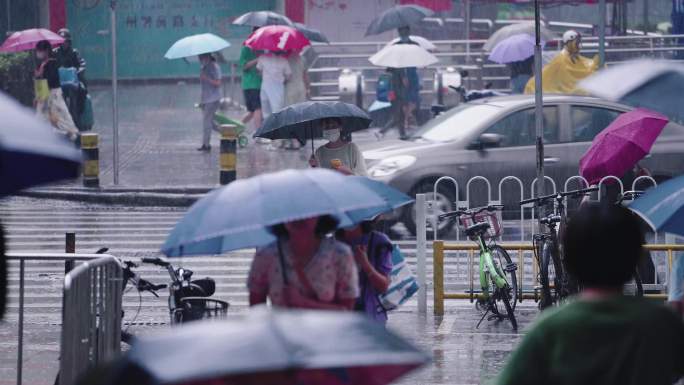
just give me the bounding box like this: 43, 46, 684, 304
164, 33, 230, 60
345, 176, 413, 224
629, 174, 684, 237
0, 91, 81, 195
162, 169, 401, 257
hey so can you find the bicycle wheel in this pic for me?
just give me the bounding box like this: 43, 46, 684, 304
539, 240, 561, 309
490, 245, 518, 311
500, 288, 518, 331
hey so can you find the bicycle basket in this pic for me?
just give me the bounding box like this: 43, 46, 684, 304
458, 209, 503, 239
179, 297, 229, 322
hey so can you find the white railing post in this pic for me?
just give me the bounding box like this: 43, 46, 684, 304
416, 194, 427, 315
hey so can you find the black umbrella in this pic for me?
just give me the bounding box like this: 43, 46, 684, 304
0, 91, 81, 195
254, 101, 371, 153
294, 23, 330, 44
233, 11, 293, 27
365, 5, 434, 36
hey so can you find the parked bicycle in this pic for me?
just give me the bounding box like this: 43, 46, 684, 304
520, 187, 598, 309
439, 205, 518, 330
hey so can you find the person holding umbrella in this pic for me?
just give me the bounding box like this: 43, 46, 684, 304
239, 27, 263, 133
248, 215, 359, 310
309, 117, 368, 176
33, 40, 79, 141
197, 53, 222, 151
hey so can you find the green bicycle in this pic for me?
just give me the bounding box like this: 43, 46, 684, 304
439, 205, 518, 331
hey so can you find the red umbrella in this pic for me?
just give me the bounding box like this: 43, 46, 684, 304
0, 28, 64, 53
244, 25, 310, 52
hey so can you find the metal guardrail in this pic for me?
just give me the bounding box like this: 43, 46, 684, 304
60, 255, 122, 385
6, 252, 109, 385
432, 242, 683, 316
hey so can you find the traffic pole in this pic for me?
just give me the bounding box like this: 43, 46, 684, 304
111, 0, 120, 185
81, 133, 99, 188
534, 0, 546, 224
220, 124, 237, 185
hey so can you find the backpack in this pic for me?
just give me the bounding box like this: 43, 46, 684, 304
58, 67, 79, 89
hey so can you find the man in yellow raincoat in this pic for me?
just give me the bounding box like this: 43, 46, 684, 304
525, 30, 599, 94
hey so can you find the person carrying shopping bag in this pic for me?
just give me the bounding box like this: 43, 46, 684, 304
34, 40, 79, 141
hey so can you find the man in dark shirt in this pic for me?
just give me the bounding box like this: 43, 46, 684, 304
54, 29, 86, 128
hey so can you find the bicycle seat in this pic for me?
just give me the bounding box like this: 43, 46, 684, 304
465, 222, 490, 236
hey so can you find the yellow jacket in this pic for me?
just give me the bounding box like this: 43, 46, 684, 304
525, 49, 599, 94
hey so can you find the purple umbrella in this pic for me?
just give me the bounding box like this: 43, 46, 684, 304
488, 34, 540, 64
580, 108, 669, 185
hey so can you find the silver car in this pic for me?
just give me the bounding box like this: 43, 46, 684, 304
362, 94, 684, 235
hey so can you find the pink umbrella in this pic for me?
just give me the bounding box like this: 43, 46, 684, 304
0, 28, 64, 53
244, 25, 310, 52
580, 108, 668, 184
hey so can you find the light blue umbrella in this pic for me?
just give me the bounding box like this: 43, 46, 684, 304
629, 174, 684, 236
162, 169, 402, 257
488, 34, 541, 64
164, 33, 230, 60
345, 176, 413, 224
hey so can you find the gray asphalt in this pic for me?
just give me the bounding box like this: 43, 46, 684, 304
0, 197, 542, 385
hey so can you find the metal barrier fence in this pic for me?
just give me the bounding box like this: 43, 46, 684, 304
6, 252, 114, 385
432, 242, 684, 316
60, 256, 123, 385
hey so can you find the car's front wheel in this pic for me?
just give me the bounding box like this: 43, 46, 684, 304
403, 181, 457, 238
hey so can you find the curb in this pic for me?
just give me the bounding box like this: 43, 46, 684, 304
18, 189, 207, 207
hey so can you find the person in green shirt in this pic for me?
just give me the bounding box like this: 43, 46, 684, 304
239, 30, 263, 131
496, 203, 684, 385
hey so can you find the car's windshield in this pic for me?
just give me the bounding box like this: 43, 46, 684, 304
411, 103, 502, 143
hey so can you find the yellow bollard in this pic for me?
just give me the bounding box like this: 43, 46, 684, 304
433, 241, 445, 316
81, 133, 99, 187
220, 124, 237, 185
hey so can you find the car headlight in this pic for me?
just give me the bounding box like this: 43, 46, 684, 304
368, 155, 417, 178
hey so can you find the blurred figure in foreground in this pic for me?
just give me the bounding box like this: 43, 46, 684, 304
336, 220, 392, 325
34, 40, 79, 141
309, 118, 368, 176
497, 203, 684, 385
247, 215, 359, 310
197, 53, 222, 151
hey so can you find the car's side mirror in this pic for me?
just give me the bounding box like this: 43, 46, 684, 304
469, 133, 502, 150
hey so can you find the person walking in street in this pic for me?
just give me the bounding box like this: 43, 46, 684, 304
309, 117, 368, 176
395, 26, 420, 131
509, 56, 533, 94
336, 220, 392, 325
257, 51, 291, 119
496, 203, 684, 385
54, 28, 87, 129
377, 67, 408, 140
247, 215, 359, 310
33, 40, 79, 141
239, 30, 263, 132
197, 53, 222, 151
283, 50, 310, 149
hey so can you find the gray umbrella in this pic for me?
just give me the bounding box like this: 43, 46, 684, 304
0, 91, 81, 195
483, 22, 558, 51
294, 23, 330, 43
365, 5, 434, 36
233, 11, 293, 27
254, 101, 371, 152
126, 309, 430, 385
579, 59, 684, 124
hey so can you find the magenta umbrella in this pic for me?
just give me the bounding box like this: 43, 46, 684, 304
0, 28, 64, 53
244, 25, 310, 52
580, 108, 668, 184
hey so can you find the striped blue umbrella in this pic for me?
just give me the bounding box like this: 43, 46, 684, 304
629, 174, 684, 237
162, 169, 405, 256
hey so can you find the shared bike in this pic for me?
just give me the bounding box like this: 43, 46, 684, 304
439, 205, 518, 331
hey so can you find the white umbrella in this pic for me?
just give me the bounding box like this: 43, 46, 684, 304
483, 22, 558, 51
386, 35, 436, 51
370, 44, 438, 68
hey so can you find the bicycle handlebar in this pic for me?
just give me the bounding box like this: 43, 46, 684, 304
141, 257, 170, 267
439, 204, 504, 221
520, 186, 599, 206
